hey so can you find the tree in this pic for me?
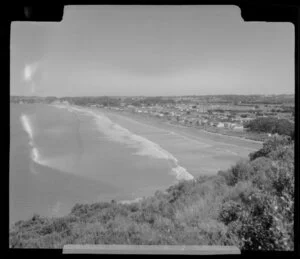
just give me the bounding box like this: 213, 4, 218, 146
245, 117, 294, 138
249, 135, 291, 161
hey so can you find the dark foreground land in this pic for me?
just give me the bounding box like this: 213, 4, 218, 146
10, 135, 294, 251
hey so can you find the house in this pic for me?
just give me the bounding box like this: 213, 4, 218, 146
233, 125, 244, 131
217, 122, 225, 128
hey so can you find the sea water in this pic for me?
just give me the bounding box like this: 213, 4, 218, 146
10, 103, 261, 225
10, 103, 188, 224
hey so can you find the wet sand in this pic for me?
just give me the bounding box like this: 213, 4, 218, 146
94, 108, 262, 177
100, 109, 262, 149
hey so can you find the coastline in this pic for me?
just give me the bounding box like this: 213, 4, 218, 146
51, 104, 263, 178
47, 103, 263, 145
96, 108, 263, 149
65, 105, 263, 183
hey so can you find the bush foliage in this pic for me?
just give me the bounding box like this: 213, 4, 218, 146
244, 117, 294, 139
10, 136, 294, 251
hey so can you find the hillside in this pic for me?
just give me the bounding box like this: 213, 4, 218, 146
9, 135, 294, 251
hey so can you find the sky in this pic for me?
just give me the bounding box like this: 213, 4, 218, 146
10, 5, 294, 97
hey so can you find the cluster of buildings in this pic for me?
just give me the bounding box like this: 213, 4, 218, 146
101, 103, 261, 132
98, 100, 294, 133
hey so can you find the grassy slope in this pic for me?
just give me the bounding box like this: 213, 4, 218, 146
9, 136, 294, 251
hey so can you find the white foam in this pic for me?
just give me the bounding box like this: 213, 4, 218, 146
20, 113, 46, 169
51, 104, 65, 109
31, 147, 40, 162
30, 147, 48, 167
52, 105, 194, 181
171, 166, 194, 181
55, 104, 89, 115
20, 114, 34, 140
83, 108, 194, 181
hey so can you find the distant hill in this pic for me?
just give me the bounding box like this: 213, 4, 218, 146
10, 94, 294, 106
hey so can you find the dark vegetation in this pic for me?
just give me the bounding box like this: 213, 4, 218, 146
10, 94, 294, 106
130, 97, 176, 106
244, 117, 294, 139
10, 136, 294, 251
61, 96, 121, 107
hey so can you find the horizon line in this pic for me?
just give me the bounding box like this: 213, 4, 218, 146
10, 93, 295, 98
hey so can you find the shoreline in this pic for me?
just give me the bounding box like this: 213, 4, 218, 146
45, 103, 264, 145
64, 104, 197, 181
98, 108, 263, 147
50, 103, 263, 153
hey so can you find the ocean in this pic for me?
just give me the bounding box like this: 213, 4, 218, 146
9, 103, 261, 225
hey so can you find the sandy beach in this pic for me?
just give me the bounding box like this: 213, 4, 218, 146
87, 107, 263, 178
98, 108, 263, 150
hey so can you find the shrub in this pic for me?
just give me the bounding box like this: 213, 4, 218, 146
219, 200, 242, 225
245, 117, 294, 138
218, 170, 235, 186
196, 219, 230, 245
249, 135, 291, 161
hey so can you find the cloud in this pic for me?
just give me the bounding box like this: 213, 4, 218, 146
23, 62, 39, 82
23, 62, 40, 94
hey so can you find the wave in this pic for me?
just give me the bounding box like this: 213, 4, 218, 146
171, 165, 194, 181
20, 113, 46, 169
20, 114, 34, 141
109, 114, 212, 148
96, 114, 194, 181
51, 104, 67, 109
56, 106, 194, 181
31, 147, 40, 162
52, 104, 83, 114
